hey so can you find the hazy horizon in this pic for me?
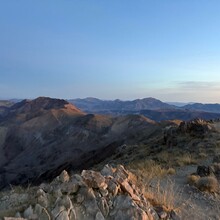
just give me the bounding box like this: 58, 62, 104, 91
1, 96, 220, 105
1, 1, 220, 102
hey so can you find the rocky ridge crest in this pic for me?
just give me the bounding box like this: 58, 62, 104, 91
0, 164, 162, 220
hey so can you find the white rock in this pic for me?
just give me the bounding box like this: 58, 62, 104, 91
51, 205, 65, 219
23, 205, 34, 219
56, 211, 69, 220
95, 211, 105, 220
34, 204, 43, 215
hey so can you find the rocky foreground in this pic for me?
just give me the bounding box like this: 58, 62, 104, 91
0, 164, 180, 220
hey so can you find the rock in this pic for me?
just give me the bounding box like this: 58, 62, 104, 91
100, 188, 108, 197
155, 206, 168, 219
37, 188, 46, 197
34, 204, 43, 215
114, 165, 129, 181
51, 205, 65, 219
39, 183, 51, 193
72, 174, 83, 183
29, 214, 38, 220
100, 164, 115, 177
122, 180, 140, 201
69, 209, 77, 220
23, 205, 34, 219
60, 195, 73, 211
196, 165, 214, 177
76, 193, 85, 204
60, 181, 79, 195
107, 180, 119, 197
53, 188, 63, 198
38, 195, 49, 208
56, 211, 69, 220
0, 164, 158, 220
97, 197, 109, 217
81, 170, 107, 189
95, 211, 105, 220
34, 204, 51, 220
59, 170, 70, 183
110, 195, 151, 220
14, 212, 22, 218
113, 165, 135, 196
170, 210, 181, 220
158, 211, 167, 219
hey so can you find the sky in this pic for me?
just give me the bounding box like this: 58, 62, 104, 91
0, 0, 220, 103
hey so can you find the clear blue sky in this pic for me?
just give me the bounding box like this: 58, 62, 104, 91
1, 0, 220, 102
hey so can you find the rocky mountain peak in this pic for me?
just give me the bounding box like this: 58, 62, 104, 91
11, 97, 68, 111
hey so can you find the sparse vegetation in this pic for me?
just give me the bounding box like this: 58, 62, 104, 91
128, 159, 175, 185
142, 179, 182, 212
187, 174, 219, 193
176, 153, 197, 166
128, 159, 180, 212
196, 176, 219, 193
198, 152, 208, 159
187, 174, 200, 186
167, 168, 176, 175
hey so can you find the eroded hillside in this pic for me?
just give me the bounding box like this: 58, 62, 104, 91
0, 97, 160, 188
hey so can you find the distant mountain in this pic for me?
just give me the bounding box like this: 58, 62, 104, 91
166, 102, 194, 107
0, 100, 14, 107
182, 103, 220, 113
0, 99, 22, 107
69, 97, 176, 112
69, 97, 220, 121
139, 109, 220, 121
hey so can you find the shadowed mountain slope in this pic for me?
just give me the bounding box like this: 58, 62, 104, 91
0, 97, 158, 188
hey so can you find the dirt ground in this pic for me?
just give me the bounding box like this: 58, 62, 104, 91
155, 158, 220, 220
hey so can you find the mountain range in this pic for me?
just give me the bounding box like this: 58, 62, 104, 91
69, 97, 220, 121
0, 97, 160, 188
1, 97, 220, 122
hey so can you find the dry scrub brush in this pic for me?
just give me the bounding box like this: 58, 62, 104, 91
196, 176, 219, 193
128, 159, 176, 187
187, 175, 219, 193
187, 174, 200, 186
176, 153, 197, 166
142, 179, 183, 212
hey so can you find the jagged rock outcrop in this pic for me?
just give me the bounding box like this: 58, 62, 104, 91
163, 119, 216, 148
178, 119, 215, 136
0, 165, 159, 220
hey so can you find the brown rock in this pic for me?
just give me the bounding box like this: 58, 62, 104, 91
117, 178, 140, 201
81, 170, 107, 189
59, 170, 70, 183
